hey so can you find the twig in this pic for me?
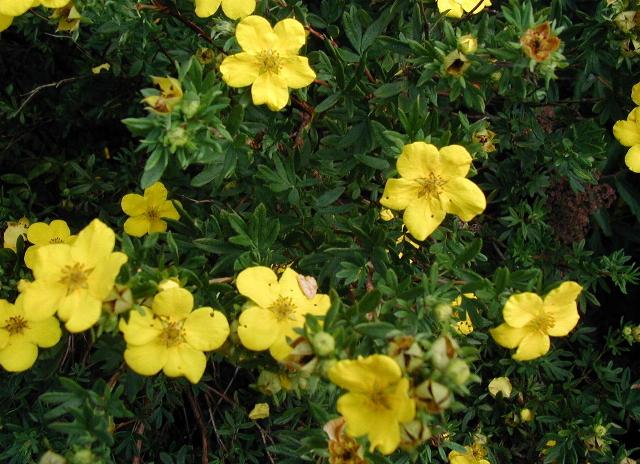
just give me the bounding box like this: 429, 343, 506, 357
142, 0, 218, 48
187, 389, 210, 464
132, 422, 145, 464
16, 76, 81, 115
208, 276, 234, 284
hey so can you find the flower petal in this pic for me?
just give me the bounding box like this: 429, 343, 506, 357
27, 317, 62, 348
268, 335, 293, 361
144, 182, 168, 206
545, 304, 580, 337
251, 71, 290, 111
438, 145, 472, 178
159, 200, 180, 220
71, 219, 116, 268
195, 0, 222, 17
22, 280, 65, 321
441, 177, 486, 222
0, 0, 34, 16
88, 251, 128, 300
328, 354, 401, 392
236, 266, 280, 308
220, 53, 261, 87
184, 307, 230, 351
236, 16, 278, 53
148, 219, 168, 234
124, 341, 168, 376
489, 323, 529, 349
625, 145, 640, 173
543, 281, 582, 306
613, 118, 640, 147
237, 305, 280, 351
513, 331, 550, 361
119, 307, 163, 345
0, 341, 38, 372
279, 56, 316, 89
633, 83, 640, 106
124, 216, 150, 237
164, 344, 207, 383
49, 220, 71, 241
437, 0, 464, 18
502, 292, 542, 328
221, 0, 255, 19
121, 193, 146, 216
273, 18, 307, 56
380, 178, 420, 211
27, 222, 53, 246
30, 243, 72, 281
396, 142, 440, 180
59, 292, 102, 332
0, 329, 8, 349
152, 287, 193, 321
402, 196, 446, 241
0, 14, 13, 32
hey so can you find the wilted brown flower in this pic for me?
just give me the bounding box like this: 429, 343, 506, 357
520, 22, 561, 62
444, 50, 470, 77
324, 417, 368, 464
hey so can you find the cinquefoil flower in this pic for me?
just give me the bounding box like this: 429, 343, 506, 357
220, 16, 316, 111
24, 219, 75, 269
437, 0, 491, 18
613, 83, 640, 173
448, 444, 490, 464
21, 219, 127, 332
490, 281, 582, 361
381, 142, 486, 241
328, 355, 415, 455
119, 287, 229, 384
194, 0, 254, 19
236, 266, 330, 360
143, 76, 183, 113
3, 217, 29, 252
0, 295, 61, 372
121, 182, 180, 237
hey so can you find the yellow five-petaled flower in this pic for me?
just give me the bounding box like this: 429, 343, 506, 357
24, 219, 75, 269
328, 354, 416, 455
119, 287, 230, 384
220, 16, 316, 111
490, 281, 582, 361
235, 266, 330, 360
381, 142, 486, 241
613, 83, 640, 173
121, 181, 180, 237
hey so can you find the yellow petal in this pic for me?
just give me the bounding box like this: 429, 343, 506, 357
437, 0, 464, 17
0, 0, 34, 16
119, 307, 163, 345
633, 83, 640, 106
30, 243, 71, 281
39, 0, 69, 6
380, 178, 420, 211
268, 335, 293, 360
124, 341, 168, 376
545, 303, 579, 337
152, 287, 193, 321
251, 71, 290, 111
458, 0, 491, 12
279, 56, 316, 89
70, 219, 116, 268
489, 323, 528, 349
237, 305, 280, 351
613, 118, 640, 147
159, 200, 180, 220
236, 16, 278, 53
396, 142, 440, 180
23, 246, 39, 269
163, 344, 207, 383
0, 341, 38, 372
544, 281, 582, 306
0, 14, 13, 32
124, 216, 150, 237
502, 292, 542, 328
438, 145, 472, 178
194, 0, 221, 17
148, 219, 168, 233
513, 331, 550, 361
402, 196, 446, 241
144, 181, 168, 206
26, 317, 62, 348
220, 53, 261, 87
27, 222, 53, 245
273, 18, 307, 56
625, 145, 640, 173
248, 402, 270, 420
441, 177, 486, 222
49, 220, 71, 241
87, 251, 127, 300
236, 266, 280, 308
59, 292, 102, 332
184, 307, 230, 351
328, 354, 401, 392
220, 0, 255, 19
121, 193, 146, 216
22, 280, 65, 321
0, 329, 8, 349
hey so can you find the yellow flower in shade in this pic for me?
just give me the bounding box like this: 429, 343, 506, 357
24, 219, 75, 269
490, 281, 582, 361
235, 266, 330, 360
220, 16, 316, 111
448, 445, 490, 464
119, 287, 230, 384
3, 217, 29, 252
487, 376, 512, 398
380, 142, 486, 241
452, 293, 476, 335
121, 182, 180, 237
613, 83, 640, 173
0, 296, 61, 372
248, 403, 270, 420
0, 14, 14, 31
20, 219, 127, 333
520, 408, 534, 422
328, 355, 416, 455
437, 0, 491, 18
194, 0, 255, 19
142, 76, 183, 113
51, 1, 81, 32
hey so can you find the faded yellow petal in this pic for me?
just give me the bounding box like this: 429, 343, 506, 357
613, 118, 640, 147
328, 354, 402, 392
625, 145, 640, 173
236, 266, 280, 308
402, 196, 446, 241
278, 56, 316, 89
220, 53, 261, 87
152, 287, 193, 321
194, 0, 221, 17
119, 307, 163, 345
237, 305, 280, 351
251, 71, 290, 111
220, 0, 254, 19
488, 376, 512, 398
513, 331, 550, 361
163, 344, 207, 383
380, 178, 420, 211
121, 193, 146, 216
441, 177, 486, 222
502, 292, 542, 328
183, 307, 230, 351
124, 341, 168, 376
0, 341, 38, 372
273, 18, 307, 56
489, 323, 528, 349
124, 216, 150, 237
396, 142, 440, 180
236, 16, 278, 53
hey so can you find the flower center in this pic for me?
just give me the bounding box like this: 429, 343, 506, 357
5, 315, 29, 335
269, 296, 296, 322
530, 313, 555, 332
417, 173, 446, 198
369, 383, 394, 411
146, 207, 160, 221
50, 237, 64, 244
257, 49, 282, 73
159, 321, 185, 347
59, 262, 92, 293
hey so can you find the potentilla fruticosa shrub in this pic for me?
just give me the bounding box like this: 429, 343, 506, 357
1, 0, 640, 463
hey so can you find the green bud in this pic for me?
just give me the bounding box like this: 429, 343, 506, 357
164, 127, 189, 152
180, 91, 200, 118
311, 332, 335, 357
433, 303, 453, 321
446, 358, 470, 385
70, 449, 95, 464
594, 424, 607, 438
39, 451, 66, 464
430, 335, 458, 370
458, 34, 478, 54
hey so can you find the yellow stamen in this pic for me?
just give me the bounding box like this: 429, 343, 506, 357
257, 49, 282, 73
59, 262, 92, 293
146, 207, 160, 221
5, 315, 29, 335
159, 321, 185, 347
269, 296, 296, 321
417, 173, 447, 198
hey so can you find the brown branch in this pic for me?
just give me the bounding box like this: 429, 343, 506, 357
208, 276, 234, 284
305, 25, 338, 47
187, 389, 209, 464
140, 0, 218, 48
132, 422, 145, 464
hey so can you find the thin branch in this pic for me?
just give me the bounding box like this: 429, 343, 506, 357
15, 77, 81, 115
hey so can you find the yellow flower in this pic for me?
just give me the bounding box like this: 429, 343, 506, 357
379, 208, 395, 221
92, 63, 111, 75
437, 0, 491, 18
490, 281, 582, 361
235, 266, 330, 360
0, 296, 61, 372
220, 16, 316, 111
194, 0, 254, 19
248, 402, 270, 420
487, 376, 512, 398
0, 0, 69, 31
452, 293, 476, 335
458, 35, 478, 54
119, 287, 229, 384
24, 219, 75, 269
328, 355, 416, 455
448, 445, 490, 464
121, 182, 180, 237
520, 408, 534, 422
3, 217, 29, 252
380, 142, 486, 241
51, 1, 81, 32
20, 219, 128, 333
613, 84, 640, 173
142, 76, 183, 113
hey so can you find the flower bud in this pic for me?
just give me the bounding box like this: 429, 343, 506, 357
399, 420, 432, 450
379, 208, 395, 221
430, 335, 458, 369
388, 335, 424, 372
180, 91, 200, 118
311, 331, 335, 357
255, 370, 284, 395
39, 451, 66, 464
433, 303, 453, 321
102, 283, 133, 315
458, 35, 478, 54
70, 449, 96, 464
165, 127, 189, 152
615, 11, 639, 33
488, 376, 512, 398
633, 326, 640, 342
414, 379, 452, 413
520, 408, 534, 422
446, 359, 470, 385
